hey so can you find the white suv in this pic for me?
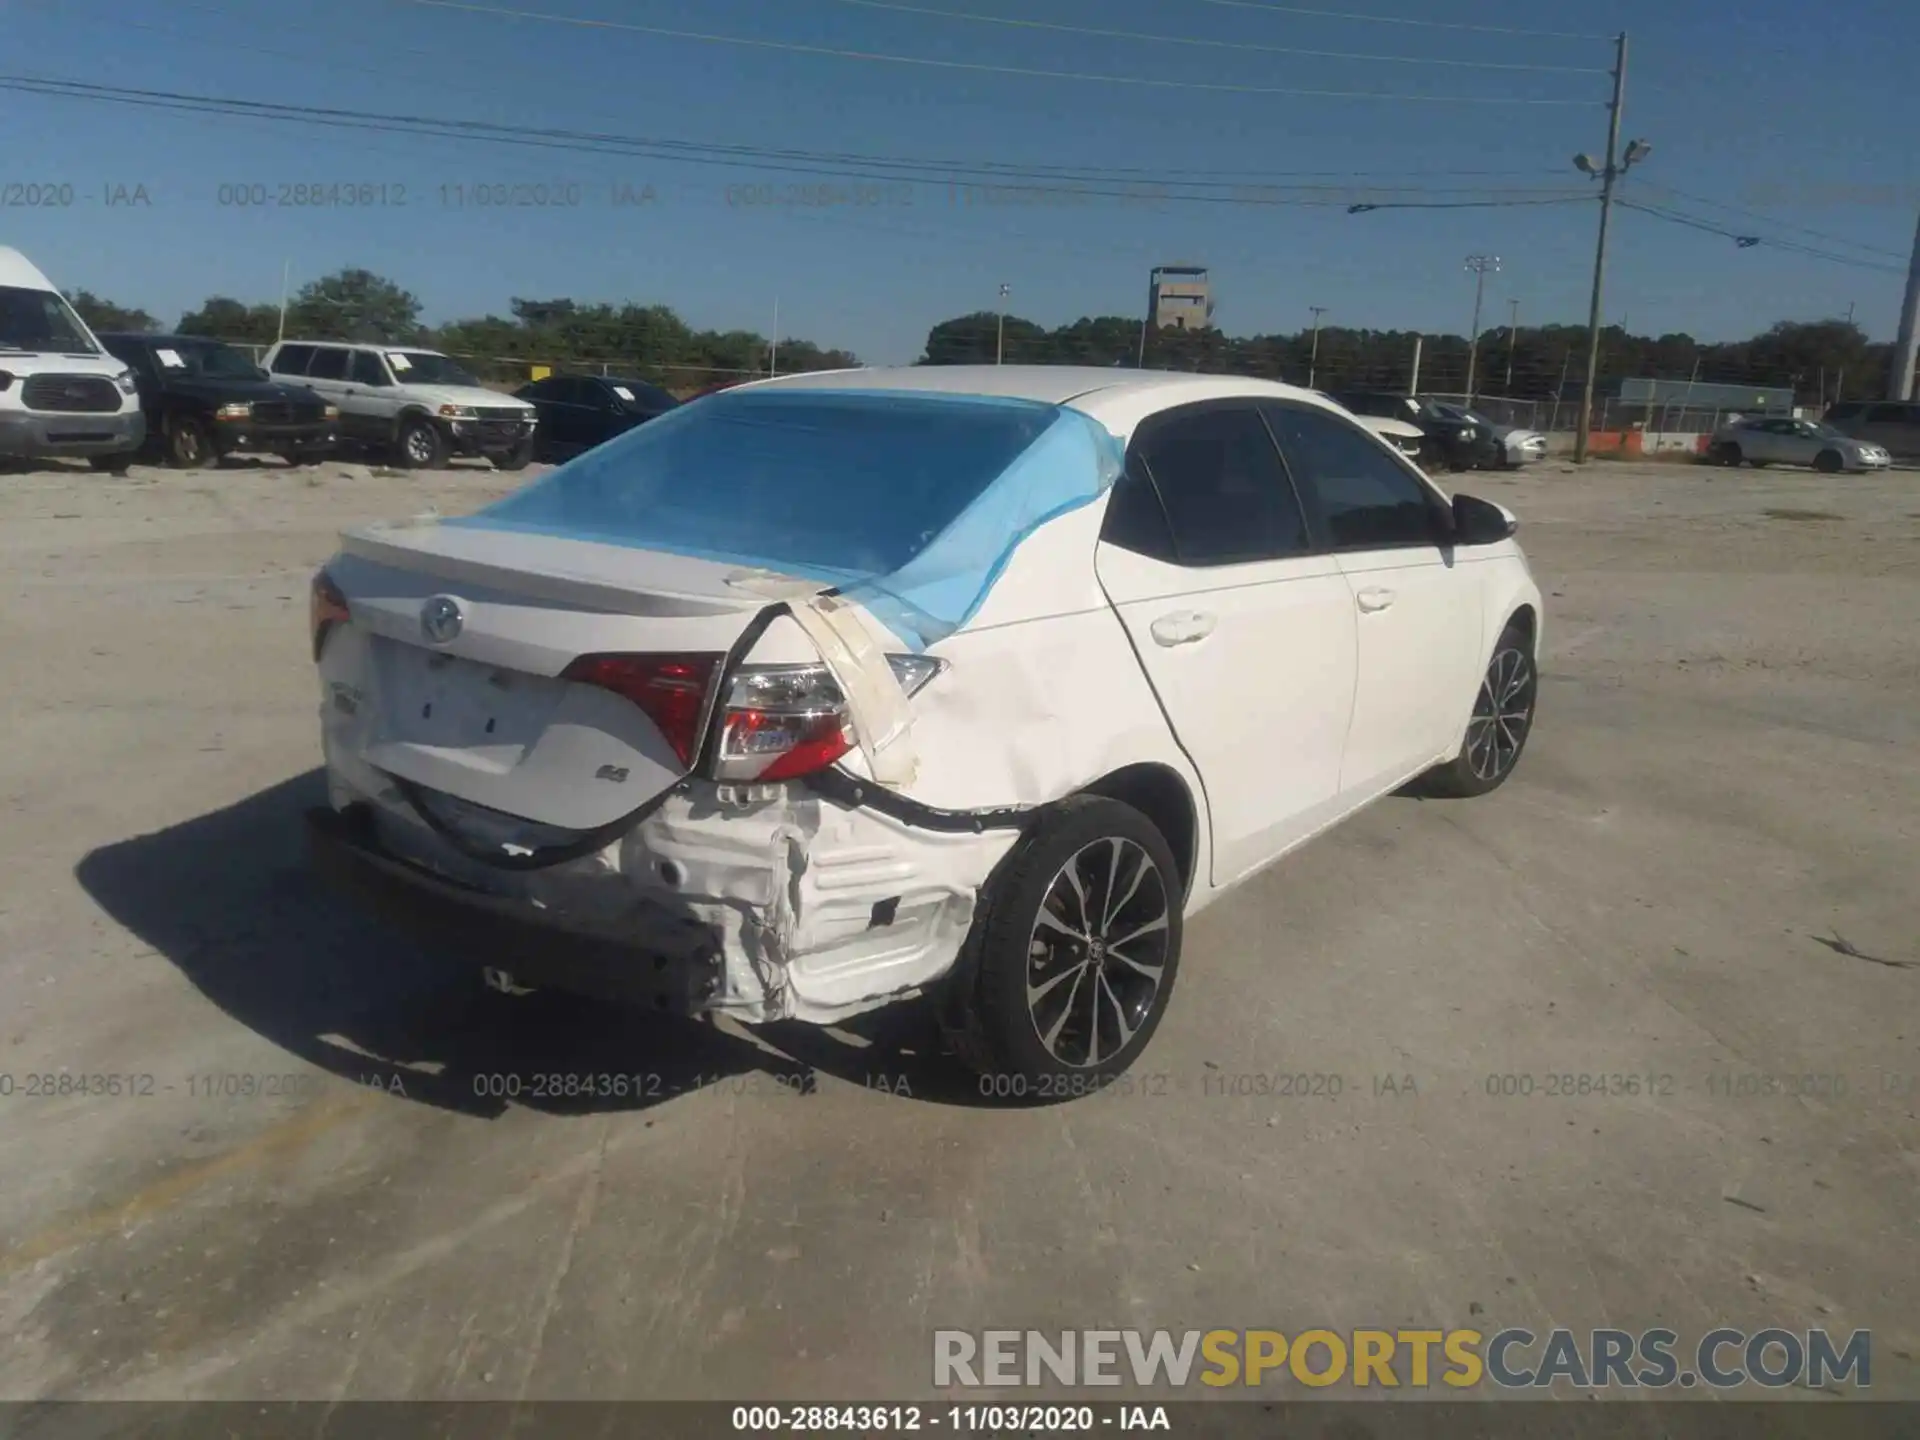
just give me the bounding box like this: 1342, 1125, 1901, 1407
262, 341, 536, 470
306, 366, 1542, 1094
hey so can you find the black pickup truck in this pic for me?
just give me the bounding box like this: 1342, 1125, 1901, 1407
98, 333, 339, 468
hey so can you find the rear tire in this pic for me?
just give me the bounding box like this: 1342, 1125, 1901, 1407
945, 796, 1183, 1102
396, 417, 447, 470
1418, 622, 1538, 799
1712, 442, 1742, 466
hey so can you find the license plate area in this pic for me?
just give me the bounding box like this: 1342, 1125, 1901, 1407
371, 636, 565, 761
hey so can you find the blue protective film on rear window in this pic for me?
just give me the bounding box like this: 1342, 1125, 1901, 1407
447, 387, 1124, 648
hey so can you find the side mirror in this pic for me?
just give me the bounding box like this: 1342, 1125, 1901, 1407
255, 366, 272, 382
1450, 492, 1518, 546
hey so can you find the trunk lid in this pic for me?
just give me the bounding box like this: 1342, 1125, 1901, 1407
320, 518, 817, 834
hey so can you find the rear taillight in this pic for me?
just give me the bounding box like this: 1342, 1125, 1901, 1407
561, 653, 723, 767
717, 665, 856, 782
310, 569, 350, 661
715, 655, 947, 783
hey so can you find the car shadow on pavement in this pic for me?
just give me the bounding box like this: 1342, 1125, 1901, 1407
72, 770, 823, 1120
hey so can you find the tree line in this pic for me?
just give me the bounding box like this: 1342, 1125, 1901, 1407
65, 268, 859, 393
64, 268, 1895, 407
921, 313, 1894, 407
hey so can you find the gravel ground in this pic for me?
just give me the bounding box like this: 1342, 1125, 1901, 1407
0, 453, 1914, 1407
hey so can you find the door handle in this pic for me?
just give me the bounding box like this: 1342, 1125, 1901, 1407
1355, 586, 1396, 613
1150, 610, 1217, 646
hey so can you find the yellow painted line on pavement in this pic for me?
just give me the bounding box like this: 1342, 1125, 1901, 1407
0, 1089, 383, 1276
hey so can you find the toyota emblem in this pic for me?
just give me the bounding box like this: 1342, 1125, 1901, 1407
420, 595, 464, 644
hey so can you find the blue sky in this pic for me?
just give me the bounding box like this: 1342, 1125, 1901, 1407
3, 0, 1912, 364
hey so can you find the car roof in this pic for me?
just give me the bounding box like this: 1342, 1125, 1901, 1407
0, 246, 59, 291
741, 364, 1339, 438
98, 332, 229, 346
274, 339, 443, 353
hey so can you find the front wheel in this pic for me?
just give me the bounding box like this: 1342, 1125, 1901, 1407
88, 454, 133, 475
494, 436, 534, 472
1814, 449, 1844, 473
946, 796, 1183, 1100
1418, 624, 1538, 798
164, 414, 211, 469
396, 417, 447, 469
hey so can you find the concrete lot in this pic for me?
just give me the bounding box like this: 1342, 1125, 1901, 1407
0, 453, 1915, 1405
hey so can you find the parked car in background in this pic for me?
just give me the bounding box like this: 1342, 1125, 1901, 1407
305, 365, 1542, 1095
99, 333, 338, 468
1709, 415, 1890, 472
1824, 399, 1920, 459
514, 373, 679, 462
1424, 400, 1548, 469
1314, 391, 1426, 465
0, 246, 144, 473
263, 341, 537, 471
1330, 390, 1502, 472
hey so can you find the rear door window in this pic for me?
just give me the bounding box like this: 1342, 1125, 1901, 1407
306, 348, 349, 381
1131, 405, 1313, 566
269, 344, 314, 376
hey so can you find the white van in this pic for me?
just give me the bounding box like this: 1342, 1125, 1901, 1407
0, 247, 146, 471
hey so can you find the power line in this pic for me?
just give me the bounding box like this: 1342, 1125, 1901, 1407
1615, 199, 1907, 274
1156, 0, 1616, 41
807, 0, 1611, 72
0, 74, 1596, 204
1348, 196, 1596, 211
1632, 180, 1908, 261
395, 0, 1602, 103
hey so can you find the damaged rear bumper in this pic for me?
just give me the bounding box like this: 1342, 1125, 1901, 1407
311, 754, 1022, 1025
307, 805, 724, 1012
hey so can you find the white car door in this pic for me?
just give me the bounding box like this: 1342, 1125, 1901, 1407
346, 348, 404, 441
1262, 401, 1485, 802
299, 346, 360, 435
1094, 401, 1358, 887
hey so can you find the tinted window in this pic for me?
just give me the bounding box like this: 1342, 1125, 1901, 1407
1266, 404, 1441, 550
0, 285, 98, 353
351, 351, 392, 387
306, 348, 350, 381
557, 377, 601, 405
1099, 459, 1178, 562
1865, 403, 1912, 423
1826, 402, 1863, 420
1134, 406, 1310, 565
270, 344, 314, 376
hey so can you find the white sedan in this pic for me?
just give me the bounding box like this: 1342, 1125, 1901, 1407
1710, 416, 1891, 472
306, 367, 1544, 1095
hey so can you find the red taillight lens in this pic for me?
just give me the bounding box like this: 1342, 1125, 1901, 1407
310, 569, 350, 661
561, 653, 722, 767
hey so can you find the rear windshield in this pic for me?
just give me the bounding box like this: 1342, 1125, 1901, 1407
463, 389, 1062, 577
0, 284, 99, 355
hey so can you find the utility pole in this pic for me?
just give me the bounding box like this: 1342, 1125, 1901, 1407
996, 283, 1011, 365
1463, 256, 1500, 405
1410, 334, 1424, 395
276, 258, 291, 344
1890, 205, 1920, 401
1573, 32, 1648, 465
1308, 306, 1328, 387
1504, 298, 1520, 393
770, 298, 779, 376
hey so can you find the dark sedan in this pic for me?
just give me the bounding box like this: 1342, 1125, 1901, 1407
513, 374, 679, 462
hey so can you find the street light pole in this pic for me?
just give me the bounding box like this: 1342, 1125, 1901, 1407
1504, 298, 1520, 393
1308, 305, 1327, 387
1573, 32, 1642, 465
996, 283, 1010, 365
1463, 256, 1500, 406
